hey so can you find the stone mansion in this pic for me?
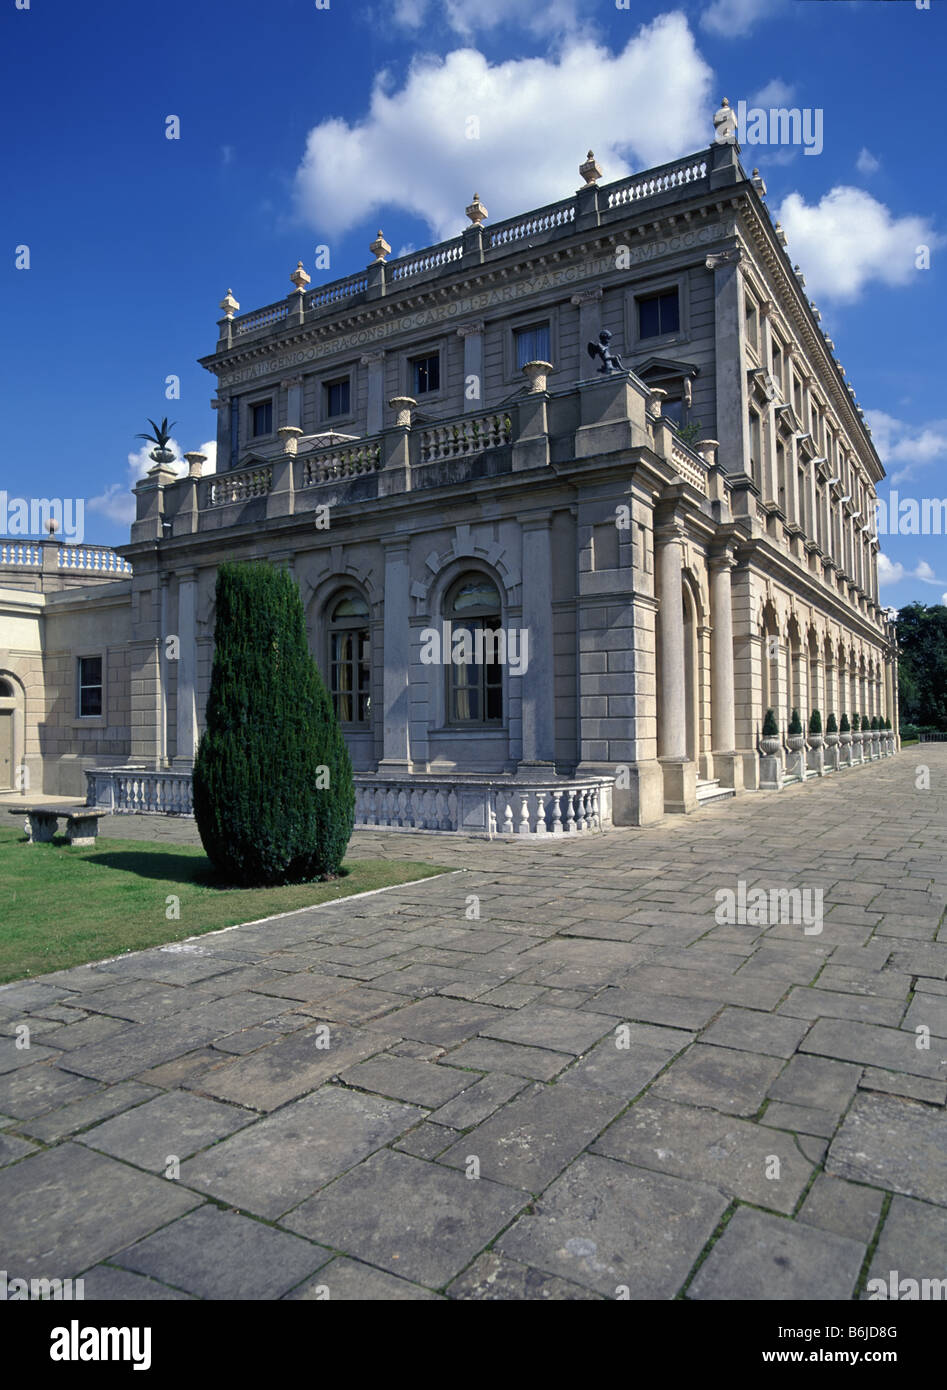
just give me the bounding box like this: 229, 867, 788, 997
0, 108, 899, 833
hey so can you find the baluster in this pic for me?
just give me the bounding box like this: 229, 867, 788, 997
564, 790, 576, 833
550, 789, 563, 834
501, 795, 514, 835
518, 791, 531, 835
574, 789, 587, 833
534, 789, 548, 835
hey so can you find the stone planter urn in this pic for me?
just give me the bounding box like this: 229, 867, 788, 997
786, 733, 806, 754
389, 396, 417, 428
184, 451, 206, 479
522, 360, 554, 394
759, 735, 782, 757
808, 733, 824, 750
150, 446, 175, 466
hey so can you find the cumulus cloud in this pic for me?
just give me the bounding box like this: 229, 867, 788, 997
856, 147, 880, 175
392, 0, 584, 38
750, 78, 795, 107
865, 409, 947, 485
776, 186, 942, 302
701, 0, 776, 38
877, 553, 942, 589
293, 16, 714, 242
87, 438, 217, 529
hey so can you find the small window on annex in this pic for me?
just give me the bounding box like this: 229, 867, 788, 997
329, 593, 370, 725
77, 656, 103, 718
445, 574, 503, 725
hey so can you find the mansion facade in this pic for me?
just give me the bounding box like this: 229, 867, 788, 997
0, 112, 899, 833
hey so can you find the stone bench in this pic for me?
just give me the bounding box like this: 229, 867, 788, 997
9, 805, 111, 848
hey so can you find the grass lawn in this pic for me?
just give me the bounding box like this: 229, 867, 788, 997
0, 827, 448, 984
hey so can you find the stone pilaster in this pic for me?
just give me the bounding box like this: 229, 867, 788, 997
655, 518, 696, 812
379, 541, 411, 771
361, 352, 385, 435
173, 569, 198, 769
519, 517, 555, 768
707, 248, 749, 475
708, 549, 743, 792
456, 322, 485, 414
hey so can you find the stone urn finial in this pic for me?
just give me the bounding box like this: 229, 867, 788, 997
647, 387, 668, 420
290, 260, 311, 292
184, 452, 207, 479
370, 230, 391, 263
219, 288, 239, 318
277, 426, 304, 456
522, 360, 554, 394
695, 439, 719, 466
579, 150, 602, 186
388, 396, 417, 428
465, 193, 488, 226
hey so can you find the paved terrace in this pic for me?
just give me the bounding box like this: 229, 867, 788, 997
1, 752, 945, 1300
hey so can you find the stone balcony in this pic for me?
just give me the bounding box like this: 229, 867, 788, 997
130, 371, 714, 542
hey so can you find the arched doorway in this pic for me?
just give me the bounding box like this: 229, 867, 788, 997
0, 674, 25, 791
682, 581, 699, 764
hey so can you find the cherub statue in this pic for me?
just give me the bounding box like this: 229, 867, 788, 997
587, 329, 623, 374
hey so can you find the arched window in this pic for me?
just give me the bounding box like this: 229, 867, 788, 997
328, 592, 370, 725
0, 679, 13, 699
445, 574, 503, 725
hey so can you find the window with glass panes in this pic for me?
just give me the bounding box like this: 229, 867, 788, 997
411, 354, 440, 395
77, 656, 103, 717
445, 575, 503, 724
329, 593, 370, 724
324, 378, 350, 418
251, 400, 273, 437
514, 323, 550, 370
637, 290, 679, 339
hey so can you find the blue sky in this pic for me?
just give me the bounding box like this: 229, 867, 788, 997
2, 0, 945, 608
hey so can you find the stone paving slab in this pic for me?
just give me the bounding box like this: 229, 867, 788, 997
686, 1207, 866, 1300
2, 748, 945, 1298
862, 1195, 947, 1300
113, 1205, 330, 1300
497, 1154, 729, 1298
177, 1085, 422, 1219
0, 1143, 201, 1279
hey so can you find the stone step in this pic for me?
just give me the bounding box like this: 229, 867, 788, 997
696, 778, 736, 806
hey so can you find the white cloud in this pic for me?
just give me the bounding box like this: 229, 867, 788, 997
877, 553, 942, 589
392, 0, 584, 38
941, 591, 947, 605
701, 0, 775, 38
750, 78, 795, 107
776, 186, 942, 302
856, 147, 880, 175
866, 409, 947, 485
294, 17, 714, 242
87, 438, 217, 530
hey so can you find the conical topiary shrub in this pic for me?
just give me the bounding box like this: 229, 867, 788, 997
826, 712, 838, 734
788, 708, 803, 736
885, 717, 892, 731
809, 709, 822, 735
192, 561, 355, 887
762, 708, 779, 737
852, 712, 861, 732
840, 712, 850, 732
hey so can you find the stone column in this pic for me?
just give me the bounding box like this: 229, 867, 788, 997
457, 321, 485, 413
570, 288, 603, 361
282, 376, 303, 430
707, 248, 749, 476
173, 569, 198, 768
519, 516, 555, 768
655, 519, 696, 812
709, 549, 743, 791
361, 352, 385, 435
379, 541, 411, 771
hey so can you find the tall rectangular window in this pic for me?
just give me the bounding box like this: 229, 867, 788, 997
514, 323, 550, 369
78, 656, 103, 718
749, 410, 762, 490
412, 354, 440, 395
324, 379, 350, 418
638, 290, 679, 340
251, 400, 273, 437
744, 296, 758, 352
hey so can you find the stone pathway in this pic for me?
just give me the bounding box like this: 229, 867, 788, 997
1, 751, 945, 1300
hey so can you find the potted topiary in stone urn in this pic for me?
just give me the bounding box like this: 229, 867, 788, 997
786, 708, 806, 753
825, 712, 838, 747
808, 709, 824, 749
851, 713, 863, 762
839, 712, 852, 765
871, 716, 882, 755
136, 416, 177, 467
760, 708, 781, 756
884, 715, 893, 753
